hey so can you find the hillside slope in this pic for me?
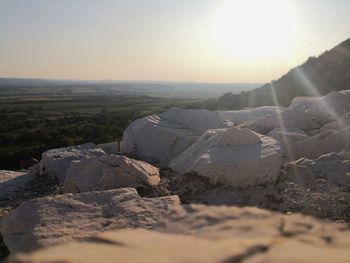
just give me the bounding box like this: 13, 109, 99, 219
207, 38, 350, 110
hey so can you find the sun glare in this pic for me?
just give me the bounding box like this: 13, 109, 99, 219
215, 0, 297, 61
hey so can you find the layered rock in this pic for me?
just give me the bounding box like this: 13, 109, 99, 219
39, 143, 105, 184
8, 205, 350, 263
170, 127, 282, 187
1, 188, 181, 253
63, 154, 160, 193
120, 107, 231, 167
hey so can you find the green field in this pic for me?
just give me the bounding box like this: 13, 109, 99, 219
0, 91, 205, 170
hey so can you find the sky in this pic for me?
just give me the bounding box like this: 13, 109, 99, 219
0, 0, 349, 83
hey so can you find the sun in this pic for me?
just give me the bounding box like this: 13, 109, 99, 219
215, 0, 296, 61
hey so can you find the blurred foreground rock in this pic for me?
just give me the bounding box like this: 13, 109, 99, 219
7, 205, 350, 263
2, 188, 180, 253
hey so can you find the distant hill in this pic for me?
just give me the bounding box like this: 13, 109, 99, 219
0, 78, 258, 99
207, 38, 350, 110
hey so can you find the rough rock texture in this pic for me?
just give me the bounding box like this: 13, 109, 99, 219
172, 156, 350, 220
218, 106, 283, 125
8, 205, 350, 263
0, 171, 30, 201
170, 128, 282, 188
39, 143, 105, 185
0, 171, 59, 219
120, 107, 231, 167
268, 128, 308, 159
295, 151, 350, 187
290, 127, 350, 159
97, 141, 119, 154
63, 154, 160, 193
1, 188, 181, 253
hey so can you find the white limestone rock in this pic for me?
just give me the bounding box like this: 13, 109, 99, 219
218, 106, 283, 125
247, 108, 320, 134
319, 112, 350, 132
120, 107, 231, 167
97, 141, 119, 154
290, 127, 350, 160
1, 188, 181, 253
295, 152, 350, 188
308, 90, 350, 125
170, 127, 282, 187
289, 96, 319, 111
0, 170, 32, 201
268, 128, 308, 159
39, 143, 105, 185
63, 154, 160, 193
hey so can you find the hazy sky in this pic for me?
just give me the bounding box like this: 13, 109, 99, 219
0, 0, 349, 83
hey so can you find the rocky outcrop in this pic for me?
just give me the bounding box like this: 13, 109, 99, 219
319, 112, 350, 132
308, 90, 350, 125
120, 107, 231, 167
247, 108, 320, 134
1, 188, 181, 253
295, 151, 350, 187
0, 171, 59, 220
63, 154, 160, 193
0, 171, 30, 201
268, 128, 308, 159
170, 127, 282, 187
97, 141, 119, 154
39, 143, 105, 184
218, 106, 283, 125
0, 171, 33, 219
247, 90, 350, 135
290, 127, 350, 159
8, 205, 350, 263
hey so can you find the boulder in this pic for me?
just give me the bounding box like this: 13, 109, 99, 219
1, 188, 181, 253
97, 141, 119, 154
0, 171, 31, 201
63, 154, 160, 193
39, 143, 105, 185
218, 106, 283, 125
0, 171, 59, 220
170, 127, 282, 187
295, 152, 350, 187
268, 128, 308, 159
8, 205, 350, 263
319, 112, 350, 132
289, 96, 319, 111
290, 127, 350, 160
120, 107, 231, 167
247, 108, 320, 134
308, 90, 350, 125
